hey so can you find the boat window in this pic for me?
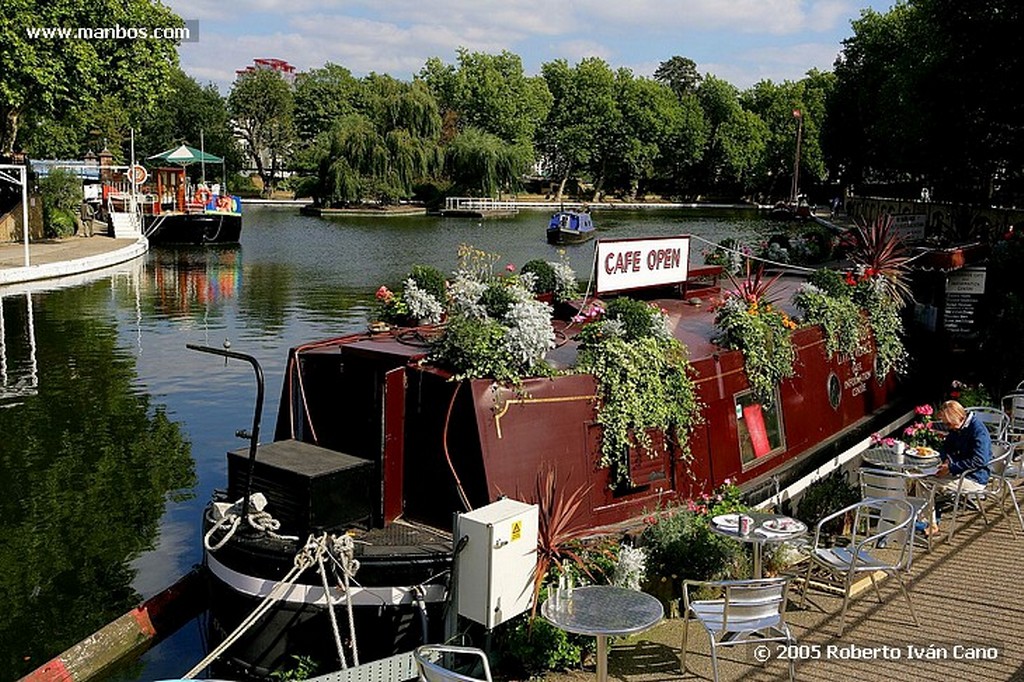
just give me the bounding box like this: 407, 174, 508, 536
734, 390, 785, 466
827, 373, 842, 409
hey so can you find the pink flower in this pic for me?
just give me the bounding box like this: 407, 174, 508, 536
376, 286, 393, 302
505, 263, 516, 272
904, 426, 916, 437
915, 404, 933, 416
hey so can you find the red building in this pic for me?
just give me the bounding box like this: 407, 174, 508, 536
235, 58, 296, 84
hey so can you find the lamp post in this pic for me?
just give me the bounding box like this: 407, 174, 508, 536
790, 109, 803, 205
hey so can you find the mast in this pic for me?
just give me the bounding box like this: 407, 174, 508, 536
200, 129, 206, 185
790, 109, 803, 204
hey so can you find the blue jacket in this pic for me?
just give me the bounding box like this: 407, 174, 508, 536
941, 413, 991, 485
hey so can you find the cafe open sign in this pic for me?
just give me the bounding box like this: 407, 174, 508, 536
595, 236, 690, 294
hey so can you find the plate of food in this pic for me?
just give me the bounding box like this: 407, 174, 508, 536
712, 514, 739, 529
762, 518, 806, 533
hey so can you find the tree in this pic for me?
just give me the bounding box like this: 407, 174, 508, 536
293, 63, 360, 142
138, 68, 240, 172
0, 0, 183, 153
654, 56, 702, 99
539, 57, 620, 201
310, 77, 443, 206
228, 69, 296, 196
445, 126, 532, 197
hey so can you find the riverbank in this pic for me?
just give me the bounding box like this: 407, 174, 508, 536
0, 235, 147, 286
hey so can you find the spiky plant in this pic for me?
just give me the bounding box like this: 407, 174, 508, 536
850, 214, 914, 306
725, 260, 784, 307
529, 469, 593, 618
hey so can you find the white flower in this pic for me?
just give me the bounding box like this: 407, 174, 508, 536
502, 299, 555, 366
613, 545, 647, 591
403, 278, 444, 324
549, 260, 580, 302
448, 275, 487, 319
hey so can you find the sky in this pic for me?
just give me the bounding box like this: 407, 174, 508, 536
167, 0, 897, 92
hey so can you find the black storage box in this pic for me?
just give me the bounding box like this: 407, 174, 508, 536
228, 439, 374, 535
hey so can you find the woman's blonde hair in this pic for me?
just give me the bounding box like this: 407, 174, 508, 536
937, 400, 967, 427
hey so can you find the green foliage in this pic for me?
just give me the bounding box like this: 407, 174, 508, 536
445, 126, 532, 197
409, 264, 447, 302
794, 470, 859, 537
794, 281, 869, 362
269, 655, 319, 680
603, 297, 664, 341
576, 301, 701, 488
1, 0, 183, 154
947, 380, 994, 408
855, 282, 908, 378
808, 268, 850, 299
501, 615, 590, 675
480, 282, 516, 319
521, 259, 557, 294
138, 68, 240, 172
713, 271, 797, 406
639, 487, 750, 588
38, 168, 81, 238
228, 69, 296, 196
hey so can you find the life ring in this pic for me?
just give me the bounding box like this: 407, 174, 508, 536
194, 188, 211, 206
216, 194, 232, 212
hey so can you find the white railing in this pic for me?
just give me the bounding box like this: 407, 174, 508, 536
444, 197, 523, 211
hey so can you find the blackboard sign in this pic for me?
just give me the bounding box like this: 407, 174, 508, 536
943, 267, 986, 335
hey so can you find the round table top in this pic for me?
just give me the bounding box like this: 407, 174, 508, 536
862, 447, 941, 475
540, 585, 663, 637
707, 512, 808, 544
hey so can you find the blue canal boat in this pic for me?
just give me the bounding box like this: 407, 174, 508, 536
546, 209, 595, 244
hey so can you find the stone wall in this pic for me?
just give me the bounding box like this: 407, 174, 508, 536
0, 194, 45, 242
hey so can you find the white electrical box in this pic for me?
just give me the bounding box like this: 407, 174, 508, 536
456, 498, 539, 629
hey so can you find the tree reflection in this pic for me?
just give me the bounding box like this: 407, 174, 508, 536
0, 284, 195, 677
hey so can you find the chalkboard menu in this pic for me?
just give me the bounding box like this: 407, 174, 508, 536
943, 267, 986, 335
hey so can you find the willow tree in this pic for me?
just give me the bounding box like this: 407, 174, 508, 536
445, 126, 532, 197
312, 77, 443, 206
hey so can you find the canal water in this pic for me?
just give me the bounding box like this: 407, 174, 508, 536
0, 206, 778, 680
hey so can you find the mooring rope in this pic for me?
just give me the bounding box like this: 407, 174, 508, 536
203, 494, 287, 552
316, 533, 348, 670
183, 534, 321, 678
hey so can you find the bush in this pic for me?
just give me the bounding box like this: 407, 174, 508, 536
603, 297, 662, 341
38, 168, 82, 238
794, 470, 860, 537
500, 615, 590, 675
521, 259, 557, 294
409, 264, 447, 302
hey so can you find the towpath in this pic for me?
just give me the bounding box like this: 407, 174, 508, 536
541, 514, 1024, 682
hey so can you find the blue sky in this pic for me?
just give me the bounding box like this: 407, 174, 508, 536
167, 0, 896, 92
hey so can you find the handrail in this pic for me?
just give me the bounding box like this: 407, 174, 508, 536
187, 343, 265, 522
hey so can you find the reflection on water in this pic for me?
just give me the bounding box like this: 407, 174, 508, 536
0, 273, 195, 676
0, 206, 777, 680
149, 247, 242, 318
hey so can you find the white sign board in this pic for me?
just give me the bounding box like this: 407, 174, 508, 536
946, 267, 986, 295
892, 214, 926, 242
596, 236, 690, 294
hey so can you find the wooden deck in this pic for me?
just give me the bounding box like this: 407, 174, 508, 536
541, 510, 1024, 682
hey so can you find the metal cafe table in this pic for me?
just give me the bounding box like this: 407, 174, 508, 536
541, 585, 663, 682
708, 512, 807, 578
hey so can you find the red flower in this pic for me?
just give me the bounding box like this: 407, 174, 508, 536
376, 285, 394, 302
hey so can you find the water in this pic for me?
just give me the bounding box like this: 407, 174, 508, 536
0, 205, 777, 680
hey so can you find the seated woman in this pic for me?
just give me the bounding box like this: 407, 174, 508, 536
923, 400, 992, 535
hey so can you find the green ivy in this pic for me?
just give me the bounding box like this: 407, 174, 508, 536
713, 300, 796, 405
576, 302, 701, 489
794, 285, 869, 362
853, 282, 908, 377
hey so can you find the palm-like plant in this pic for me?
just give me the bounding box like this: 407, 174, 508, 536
725, 260, 783, 306
850, 214, 914, 305
529, 469, 593, 618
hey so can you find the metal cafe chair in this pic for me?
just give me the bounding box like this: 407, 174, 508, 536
858, 467, 932, 551
965, 406, 1009, 441
681, 577, 795, 682
1001, 441, 1024, 534
947, 440, 1017, 539
1001, 392, 1024, 444
797, 497, 917, 636
414, 645, 493, 682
